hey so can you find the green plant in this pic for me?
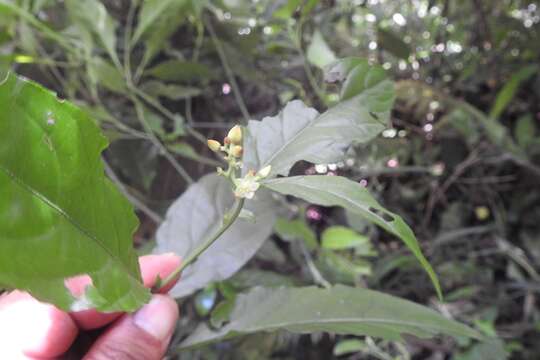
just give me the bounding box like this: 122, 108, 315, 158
6, 0, 536, 356
1, 56, 484, 351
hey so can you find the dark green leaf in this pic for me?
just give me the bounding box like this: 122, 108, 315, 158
141, 80, 202, 100
0, 73, 149, 311
263, 175, 442, 299
146, 60, 214, 83
377, 28, 411, 60
514, 114, 535, 148
132, 0, 188, 45
489, 65, 538, 120
178, 285, 481, 349
87, 58, 127, 94
138, 2, 188, 67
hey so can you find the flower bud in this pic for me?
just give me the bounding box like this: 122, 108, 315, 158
227, 125, 243, 145
231, 145, 243, 158
224, 137, 231, 145
207, 139, 221, 152
257, 165, 272, 178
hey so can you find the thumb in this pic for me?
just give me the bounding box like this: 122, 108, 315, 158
84, 295, 178, 360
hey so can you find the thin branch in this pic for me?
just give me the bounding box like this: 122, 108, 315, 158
204, 16, 251, 124
132, 97, 195, 184
103, 160, 163, 224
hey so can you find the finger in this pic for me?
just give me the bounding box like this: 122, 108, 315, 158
83, 295, 178, 360
139, 253, 182, 292
0, 291, 78, 358
69, 253, 181, 330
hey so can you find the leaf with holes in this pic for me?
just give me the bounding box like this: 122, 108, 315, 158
263, 175, 442, 299
178, 285, 480, 349
0, 73, 149, 311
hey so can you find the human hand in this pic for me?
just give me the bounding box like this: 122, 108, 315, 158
0, 253, 181, 359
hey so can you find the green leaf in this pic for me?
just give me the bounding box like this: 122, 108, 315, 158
263, 175, 442, 299
154, 174, 277, 298
514, 114, 535, 148
317, 251, 371, 282
138, 2, 189, 67
141, 80, 202, 100
132, 0, 188, 45
210, 297, 236, 328
333, 339, 367, 356
87, 57, 127, 94
321, 226, 369, 250
244, 59, 393, 176
377, 28, 411, 60
0, 73, 149, 311
455, 338, 508, 360
273, 0, 302, 19
65, 0, 120, 67
146, 60, 214, 83
274, 217, 317, 250
306, 30, 336, 69
489, 65, 538, 120
178, 285, 481, 349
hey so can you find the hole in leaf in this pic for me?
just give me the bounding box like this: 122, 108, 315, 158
369, 111, 379, 120
368, 207, 394, 222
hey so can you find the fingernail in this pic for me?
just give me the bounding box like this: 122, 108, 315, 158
133, 296, 177, 341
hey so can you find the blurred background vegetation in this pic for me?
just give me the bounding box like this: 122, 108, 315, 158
1, 0, 539, 358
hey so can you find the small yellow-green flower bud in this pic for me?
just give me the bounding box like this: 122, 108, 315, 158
475, 206, 490, 221
231, 145, 243, 158
257, 165, 271, 178
228, 125, 243, 145
207, 139, 221, 152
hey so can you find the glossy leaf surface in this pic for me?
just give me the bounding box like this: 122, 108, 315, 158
0, 73, 149, 311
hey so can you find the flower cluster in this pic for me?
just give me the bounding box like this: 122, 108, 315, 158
207, 125, 271, 199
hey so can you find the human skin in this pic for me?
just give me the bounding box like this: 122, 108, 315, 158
0, 253, 181, 359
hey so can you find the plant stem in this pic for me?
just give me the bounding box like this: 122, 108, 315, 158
204, 16, 251, 124
103, 160, 163, 224
153, 198, 245, 293
131, 96, 195, 184
130, 85, 208, 145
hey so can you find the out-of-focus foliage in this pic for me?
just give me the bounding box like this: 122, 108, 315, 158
1, 0, 539, 358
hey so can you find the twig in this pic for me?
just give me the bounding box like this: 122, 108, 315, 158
130, 85, 208, 145
300, 243, 331, 289
423, 146, 483, 227
295, 19, 327, 105
132, 97, 194, 184
204, 16, 251, 123
103, 160, 163, 224
185, 20, 205, 126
